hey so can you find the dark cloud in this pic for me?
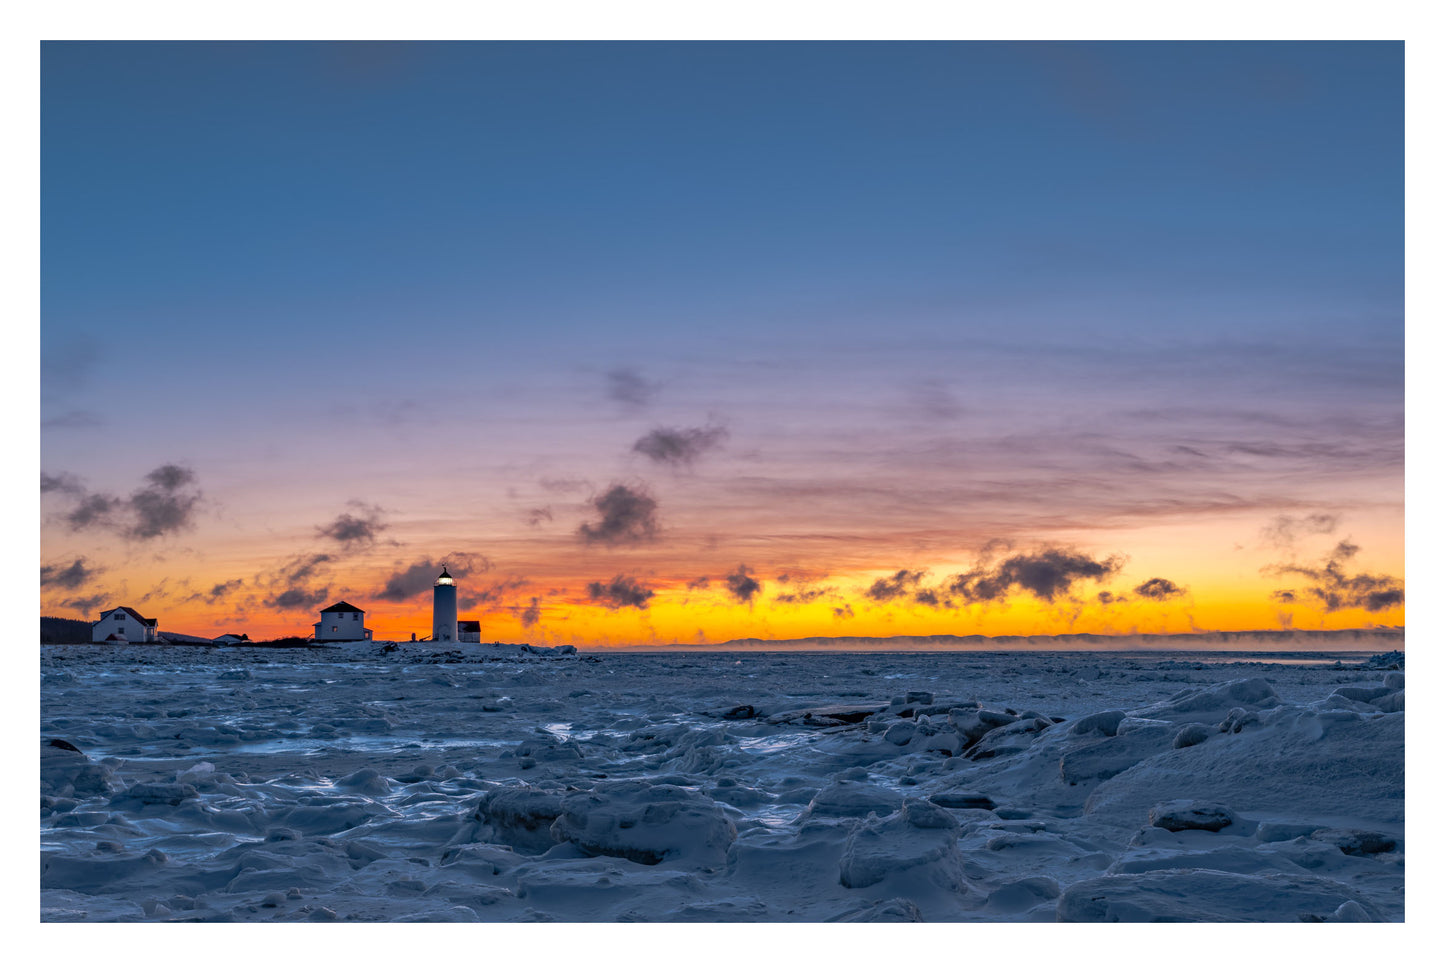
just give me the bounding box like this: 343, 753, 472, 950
204, 579, 243, 603
865, 570, 926, 602
59, 594, 106, 615
833, 604, 855, 619
317, 502, 388, 546
586, 574, 655, 610
913, 589, 952, 609
633, 425, 729, 466
1261, 512, 1340, 549
41, 471, 86, 496
265, 587, 331, 611
1265, 539, 1403, 613
282, 553, 334, 585
577, 484, 659, 546
256, 552, 336, 611
686, 576, 711, 590
515, 597, 541, 627
526, 507, 553, 527
65, 493, 122, 530
1133, 577, 1186, 601
1271, 589, 1298, 604
723, 564, 761, 604
377, 554, 490, 602
127, 464, 202, 539
54, 465, 202, 540
949, 548, 1125, 603
606, 368, 658, 411
41, 558, 100, 591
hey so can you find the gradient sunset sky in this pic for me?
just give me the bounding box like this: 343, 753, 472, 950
39, 40, 1404, 645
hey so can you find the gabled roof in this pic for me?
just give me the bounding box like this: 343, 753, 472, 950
457, 620, 481, 631
97, 606, 156, 626
320, 600, 364, 614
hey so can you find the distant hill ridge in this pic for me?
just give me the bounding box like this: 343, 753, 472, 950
651, 628, 1404, 652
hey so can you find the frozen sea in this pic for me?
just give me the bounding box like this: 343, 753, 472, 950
40, 643, 1404, 922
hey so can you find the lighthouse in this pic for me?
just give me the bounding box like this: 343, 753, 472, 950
432, 566, 458, 643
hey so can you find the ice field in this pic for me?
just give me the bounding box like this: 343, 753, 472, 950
40, 643, 1404, 922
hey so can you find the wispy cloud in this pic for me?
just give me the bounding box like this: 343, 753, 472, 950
1260, 512, 1339, 550
633, 425, 729, 466
40, 557, 101, 591
606, 367, 658, 411
1265, 540, 1403, 613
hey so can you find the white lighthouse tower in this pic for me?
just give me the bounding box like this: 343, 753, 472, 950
432, 566, 458, 643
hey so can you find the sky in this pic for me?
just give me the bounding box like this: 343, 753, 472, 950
38, 40, 1405, 645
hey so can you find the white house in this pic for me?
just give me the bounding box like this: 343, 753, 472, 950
458, 620, 481, 643
92, 606, 158, 644
213, 633, 250, 645
313, 601, 373, 641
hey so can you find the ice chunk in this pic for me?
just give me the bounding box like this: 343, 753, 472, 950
336, 768, 392, 796
549, 783, 736, 867
1148, 800, 1236, 832
1059, 726, 1174, 784
479, 789, 566, 854
1371, 690, 1404, 713
805, 782, 904, 820
838, 799, 966, 891
1057, 868, 1382, 922
833, 898, 924, 922
1135, 678, 1281, 723
40, 740, 112, 797
1070, 709, 1126, 737
1172, 723, 1212, 748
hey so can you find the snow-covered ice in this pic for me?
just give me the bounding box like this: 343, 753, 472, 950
39, 644, 1404, 922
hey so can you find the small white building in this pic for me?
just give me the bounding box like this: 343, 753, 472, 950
92, 606, 158, 644
214, 633, 250, 645
458, 620, 481, 643
313, 601, 373, 641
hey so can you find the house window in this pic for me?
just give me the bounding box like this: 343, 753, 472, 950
352, 612, 358, 620
115, 612, 124, 620
332, 625, 338, 633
